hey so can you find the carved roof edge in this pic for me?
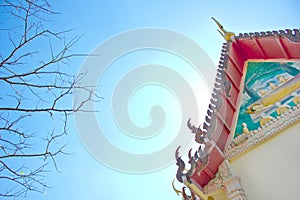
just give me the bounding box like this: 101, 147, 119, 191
235, 28, 300, 42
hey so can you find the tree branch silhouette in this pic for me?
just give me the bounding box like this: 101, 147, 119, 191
0, 0, 99, 197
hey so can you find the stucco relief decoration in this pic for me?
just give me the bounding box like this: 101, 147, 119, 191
203, 172, 223, 194
225, 61, 300, 159
219, 160, 234, 180
204, 160, 234, 194
234, 61, 300, 138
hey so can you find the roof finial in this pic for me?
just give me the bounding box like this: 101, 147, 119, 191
172, 179, 182, 196
211, 17, 235, 42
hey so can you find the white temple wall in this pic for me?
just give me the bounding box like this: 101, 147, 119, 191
230, 121, 300, 200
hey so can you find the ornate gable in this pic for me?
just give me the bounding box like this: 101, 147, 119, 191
173, 23, 300, 200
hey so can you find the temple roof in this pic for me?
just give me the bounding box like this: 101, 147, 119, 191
211, 28, 300, 152
175, 27, 300, 194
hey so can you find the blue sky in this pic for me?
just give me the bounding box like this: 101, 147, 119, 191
2, 0, 300, 199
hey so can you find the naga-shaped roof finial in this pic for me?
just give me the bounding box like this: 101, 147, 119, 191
212, 17, 235, 42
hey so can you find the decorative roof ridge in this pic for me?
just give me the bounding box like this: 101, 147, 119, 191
235, 28, 300, 42
224, 102, 300, 160
202, 42, 231, 137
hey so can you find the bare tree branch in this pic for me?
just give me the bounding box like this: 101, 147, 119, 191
0, 0, 99, 198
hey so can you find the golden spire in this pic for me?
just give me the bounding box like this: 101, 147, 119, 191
211, 17, 235, 42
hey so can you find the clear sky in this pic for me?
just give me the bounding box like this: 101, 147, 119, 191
4, 0, 300, 199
